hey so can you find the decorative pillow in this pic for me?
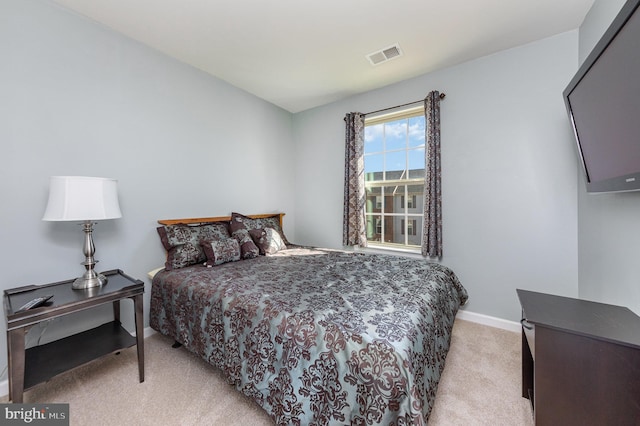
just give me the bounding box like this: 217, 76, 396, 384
230, 212, 290, 245
157, 222, 231, 270
229, 216, 259, 259
162, 242, 202, 270
249, 227, 287, 255
201, 238, 241, 266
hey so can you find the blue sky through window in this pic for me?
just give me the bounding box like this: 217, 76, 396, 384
365, 116, 425, 179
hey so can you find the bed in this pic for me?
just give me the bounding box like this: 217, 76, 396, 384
150, 212, 468, 425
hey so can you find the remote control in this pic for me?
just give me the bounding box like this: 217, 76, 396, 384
17, 295, 53, 311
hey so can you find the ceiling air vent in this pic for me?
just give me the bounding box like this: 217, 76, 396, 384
366, 43, 403, 66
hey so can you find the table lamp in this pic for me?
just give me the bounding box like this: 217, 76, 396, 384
42, 176, 122, 290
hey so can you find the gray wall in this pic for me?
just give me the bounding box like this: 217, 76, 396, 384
576, 0, 640, 314
0, 0, 295, 369
293, 32, 580, 322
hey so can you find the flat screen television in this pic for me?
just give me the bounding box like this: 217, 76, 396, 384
563, 0, 640, 193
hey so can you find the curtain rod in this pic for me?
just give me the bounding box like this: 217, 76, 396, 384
363, 92, 446, 116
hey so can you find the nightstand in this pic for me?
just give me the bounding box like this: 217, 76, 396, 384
3, 269, 144, 403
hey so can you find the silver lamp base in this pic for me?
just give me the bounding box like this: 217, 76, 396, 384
72, 271, 108, 290
72, 221, 109, 290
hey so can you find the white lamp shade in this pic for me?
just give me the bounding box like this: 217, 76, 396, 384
42, 176, 122, 221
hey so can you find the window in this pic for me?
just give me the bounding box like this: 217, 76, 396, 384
400, 219, 417, 236
364, 106, 424, 248
401, 195, 417, 209
375, 196, 382, 209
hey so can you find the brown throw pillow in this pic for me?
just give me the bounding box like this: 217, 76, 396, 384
229, 215, 259, 259
202, 238, 241, 266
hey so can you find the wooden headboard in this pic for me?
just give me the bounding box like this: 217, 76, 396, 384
158, 213, 285, 229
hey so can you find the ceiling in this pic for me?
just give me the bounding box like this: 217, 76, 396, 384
50, 0, 595, 113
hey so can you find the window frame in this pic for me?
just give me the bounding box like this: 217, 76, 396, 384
364, 105, 425, 250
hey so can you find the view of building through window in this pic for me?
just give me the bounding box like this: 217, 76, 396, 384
364, 106, 425, 248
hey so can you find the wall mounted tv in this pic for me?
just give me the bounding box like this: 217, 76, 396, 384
563, 0, 640, 193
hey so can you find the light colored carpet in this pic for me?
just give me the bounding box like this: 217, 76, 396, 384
428, 320, 533, 425
8, 319, 533, 425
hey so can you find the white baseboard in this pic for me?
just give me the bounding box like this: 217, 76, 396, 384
0, 314, 518, 400
456, 309, 521, 333
143, 327, 157, 339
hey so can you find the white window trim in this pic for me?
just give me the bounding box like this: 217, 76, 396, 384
365, 105, 423, 125
355, 243, 422, 258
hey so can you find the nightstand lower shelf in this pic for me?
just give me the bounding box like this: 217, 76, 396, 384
24, 321, 136, 390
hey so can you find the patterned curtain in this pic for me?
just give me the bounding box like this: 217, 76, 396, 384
343, 112, 367, 247
422, 91, 443, 258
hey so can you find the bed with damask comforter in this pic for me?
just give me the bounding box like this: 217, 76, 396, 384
150, 213, 467, 425
150, 240, 467, 425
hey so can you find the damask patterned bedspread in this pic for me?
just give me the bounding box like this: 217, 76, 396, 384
150, 247, 468, 425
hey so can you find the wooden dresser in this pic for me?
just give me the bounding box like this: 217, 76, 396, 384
517, 289, 640, 425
